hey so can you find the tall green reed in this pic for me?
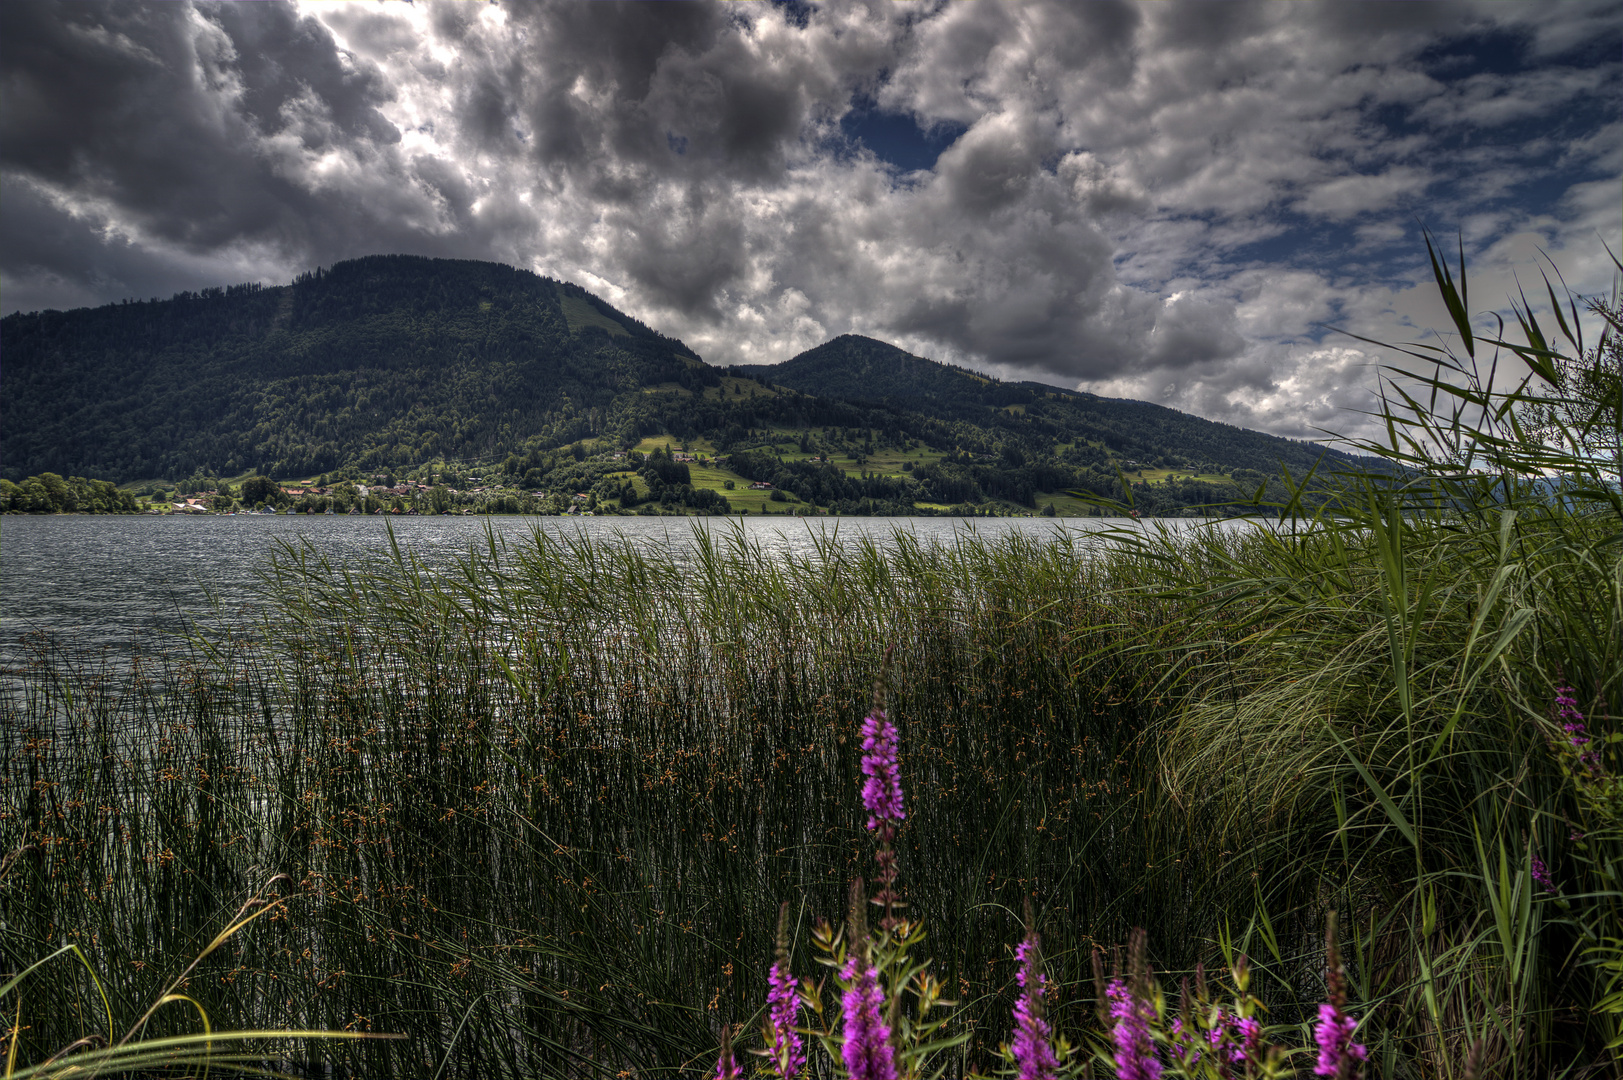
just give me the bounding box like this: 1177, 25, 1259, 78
4, 524, 1217, 1077
1104, 238, 1622, 1076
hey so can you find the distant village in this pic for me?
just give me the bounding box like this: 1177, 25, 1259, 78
129, 447, 799, 519
147, 475, 599, 517
6, 422, 1241, 521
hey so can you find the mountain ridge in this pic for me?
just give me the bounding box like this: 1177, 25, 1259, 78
739, 332, 1353, 478
2, 254, 711, 481
3, 254, 1358, 516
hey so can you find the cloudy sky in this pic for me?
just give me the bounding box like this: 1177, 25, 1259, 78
3, 1, 1618, 441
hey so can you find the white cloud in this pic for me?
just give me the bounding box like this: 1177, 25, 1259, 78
1294, 166, 1436, 221
2, 0, 1618, 447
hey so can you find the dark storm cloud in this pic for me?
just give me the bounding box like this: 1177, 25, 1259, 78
1, 2, 393, 254
210, 2, 400, 149
1145, 294, 1248, 369
0, 0, 510, 304
315, 6, 418, 61
0, 177, 210, 311
417, 0, 899, 312
933, 112, 1047, 215
457, 3, 756, 177
2, 0, 1616, 442
607, 189, 748, 317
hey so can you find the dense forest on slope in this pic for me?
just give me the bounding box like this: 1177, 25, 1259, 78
736, 334, 1351, 476
1, 256, 708, 481
3, 255, 1360, 515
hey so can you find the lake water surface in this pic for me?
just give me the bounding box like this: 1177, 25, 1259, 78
0, 513, 1237, 662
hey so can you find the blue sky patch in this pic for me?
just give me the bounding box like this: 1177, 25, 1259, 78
840, 101, 966, 174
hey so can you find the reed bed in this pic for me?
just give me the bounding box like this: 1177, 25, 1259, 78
7, 496, 1619, 1077
3, 526, 1229, 1077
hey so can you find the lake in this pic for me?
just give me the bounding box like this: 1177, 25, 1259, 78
0, 513, 1237, 663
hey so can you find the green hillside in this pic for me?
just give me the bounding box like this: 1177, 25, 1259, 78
0, 255, 709, 481
3, 256, 1360, 516
739, 334, 1006, 413
736, 333, 1354, 477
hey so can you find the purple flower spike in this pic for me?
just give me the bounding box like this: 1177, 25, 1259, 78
1312, 1002, 1366, 1078
766, 959, 805, 1078
1233, 1014, 1261, 1061
841, 952, 897, 1080
1556, 685, 1602, 771
1012, 936, 1059, 1080
860, 710, 905, 831
1531, 857, 1555, 893
1107, 978, 1162, 1080
714, 1028, 742, 1080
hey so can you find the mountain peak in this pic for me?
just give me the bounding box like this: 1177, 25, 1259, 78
737, 332, 1353, 476
737, 334, 996, 407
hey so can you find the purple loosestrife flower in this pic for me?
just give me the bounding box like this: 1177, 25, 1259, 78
860, 708, 905, 927
1317, 912, 1366, 1079
1233, 1014, 1261, 1060
1313, 1003, 1366, 1078
762, 901, 805, 1079
715, 1027, 742, 1080
841, 951, 897, 1080
1011, 936, 1059, 1080
860, 710, 905, 830
766, 959, 805, 1078
1197, 1011, 1260, 1066
1107, 979, 1162, 1080
1556, 685, 1602, 771
1556, 685, 1589, 749
1531, 857, 1555, 893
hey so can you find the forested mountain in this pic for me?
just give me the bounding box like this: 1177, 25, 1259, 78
736, 334, 1352, 477
4, 255, 1361, 516
2, 255, 709, 481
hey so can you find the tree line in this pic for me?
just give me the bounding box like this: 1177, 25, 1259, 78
0, 473, 137, 513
